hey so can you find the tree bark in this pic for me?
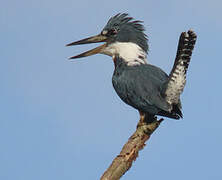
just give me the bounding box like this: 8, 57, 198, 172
100, 115, 164, 180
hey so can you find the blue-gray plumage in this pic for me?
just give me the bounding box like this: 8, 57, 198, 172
102, 13, 149, 52
66, 13, 197, 121
112, 56, 182, 120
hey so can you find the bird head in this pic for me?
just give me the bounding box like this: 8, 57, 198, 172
66, 13, 148, 62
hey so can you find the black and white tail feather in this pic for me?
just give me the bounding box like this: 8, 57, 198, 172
164, 30, 197, 108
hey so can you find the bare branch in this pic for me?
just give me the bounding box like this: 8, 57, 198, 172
100, 116, 164, 180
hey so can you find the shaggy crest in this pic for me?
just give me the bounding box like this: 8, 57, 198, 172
103, 13, 149, 53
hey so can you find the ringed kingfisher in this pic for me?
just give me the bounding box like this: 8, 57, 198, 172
66, 13, 197, 122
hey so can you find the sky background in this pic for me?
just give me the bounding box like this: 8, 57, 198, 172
1, 0, 222, 179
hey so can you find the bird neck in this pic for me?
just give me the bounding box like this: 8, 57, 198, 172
113, 57, 128, 69
101, 42, 148, 66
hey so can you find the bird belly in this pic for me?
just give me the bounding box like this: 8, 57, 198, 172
112, 66, 166, 115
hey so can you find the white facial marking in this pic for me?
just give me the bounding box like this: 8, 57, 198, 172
100, 42, 147, 65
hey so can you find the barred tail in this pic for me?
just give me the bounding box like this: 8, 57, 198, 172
164, 30, 197, 105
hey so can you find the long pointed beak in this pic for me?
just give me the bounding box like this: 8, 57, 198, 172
66, 34, 107, 59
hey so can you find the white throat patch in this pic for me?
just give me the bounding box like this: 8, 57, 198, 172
100, 42, 148, 66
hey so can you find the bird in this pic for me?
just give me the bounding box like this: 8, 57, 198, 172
66, 13, 197, 122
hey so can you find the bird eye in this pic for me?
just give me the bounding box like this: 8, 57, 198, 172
108, 28, 118, 36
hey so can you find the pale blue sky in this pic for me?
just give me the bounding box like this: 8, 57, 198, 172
1, 0, 222, 179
